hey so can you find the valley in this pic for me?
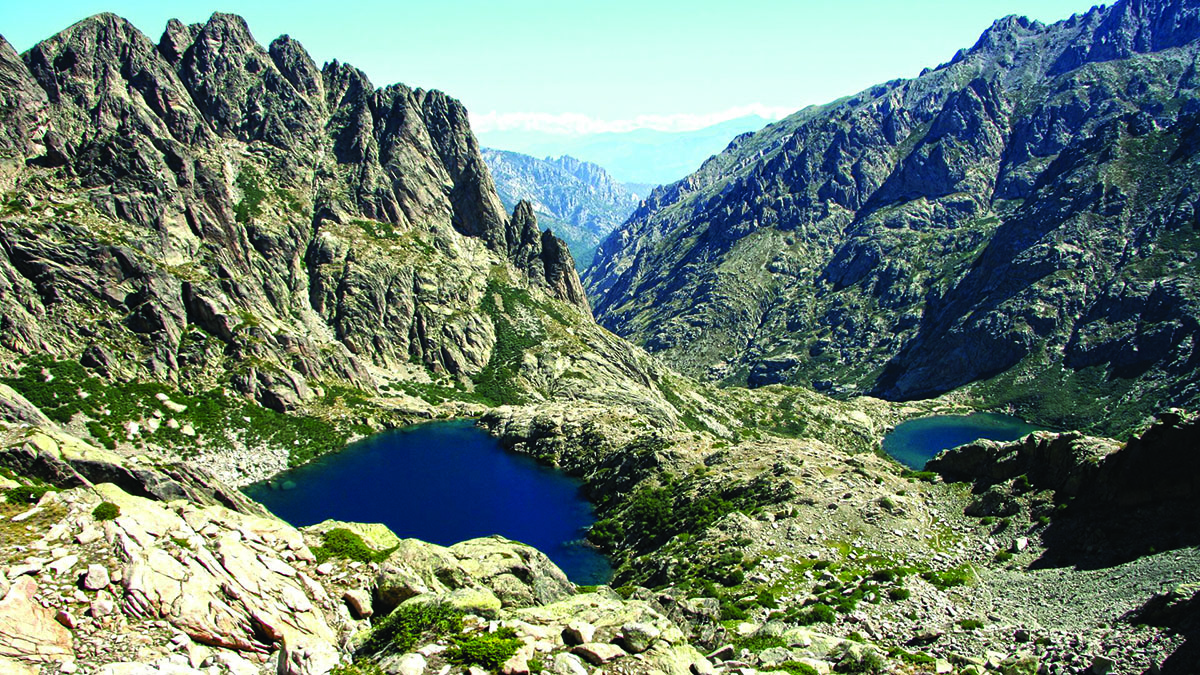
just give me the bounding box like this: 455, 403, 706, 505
0, 2, 1197, 675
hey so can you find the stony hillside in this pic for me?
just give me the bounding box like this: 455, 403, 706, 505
482, 150, 641, 269
0, 12, 703, 466
586, 0, 1200, 436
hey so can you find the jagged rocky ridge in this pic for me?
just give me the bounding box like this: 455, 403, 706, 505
586, 0, 1200, 436
482, 150, 641, 269
0, 12, 683, 422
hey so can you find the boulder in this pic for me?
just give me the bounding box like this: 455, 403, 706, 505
80, 564, 110, 591
343, 589, 373, 620
617, 621, 661, 653
562, 620, 595, 646
552, 652, 589, 675
572, 642, 626, 665
449, 536, 574, 607
0, 576, 73, 662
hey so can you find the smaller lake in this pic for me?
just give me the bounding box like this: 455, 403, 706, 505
243, 420, 611, 585
881, 412, 1044, 469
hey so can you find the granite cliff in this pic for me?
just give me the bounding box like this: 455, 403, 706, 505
0, 12, 697, 466
586, 0, 1200, 436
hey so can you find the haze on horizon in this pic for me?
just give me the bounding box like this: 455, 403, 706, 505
2, 0, 1101, 137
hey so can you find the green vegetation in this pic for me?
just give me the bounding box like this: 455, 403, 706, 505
887, 587, 911, 601
793, 602, 836, 625
233, 165, 267, 224
351, 219, 400, 240
2, 356, 351, 467
887, 647, 935, 665
764, 662, 820, 675
473, 280, 544, 406
959, 618, 984, 630
5, 484, 55, 504
92, 501, 120, 521
330, 662, 384, 675
311, 528, 395, 564
360, 602, 461, 655
922, 564, 974, 590
447, 627, 523, 671
830, 643, 886, 674
900, 470, 939, 483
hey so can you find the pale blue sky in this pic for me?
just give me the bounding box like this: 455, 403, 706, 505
1, 1, 1101, 133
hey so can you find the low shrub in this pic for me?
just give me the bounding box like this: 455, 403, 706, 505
361, 601, 461, 654
922, 564, 973, 590
312, 528, 393, 564
447, 627, 522, 670
831, 643, 886, 674
5, 485, 54, 504
92, 501, 120, 521
764, 662, 820, 675
795, 603, 835, 625
887, 587, 911, 601
959, 619, 984, 630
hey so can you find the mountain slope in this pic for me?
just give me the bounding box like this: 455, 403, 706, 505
0, 12, 691, 447
586, 0, 1200, 436
482, 149, 640, 268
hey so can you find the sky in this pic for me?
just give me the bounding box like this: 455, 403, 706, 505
1, 0, 1103, 135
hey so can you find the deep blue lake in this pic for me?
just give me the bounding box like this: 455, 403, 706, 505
881, 412, 1044, 469
243, 419, 612, 584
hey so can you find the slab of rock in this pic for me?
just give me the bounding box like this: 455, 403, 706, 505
48, 555, 80, 576
562, 620, 595, 646
1091, 656, 1114, 675
553, 652, 589, 675
90, 590, 116, 618
80, 564, 110, 590
54, 610, 77, 629
618, 621, 662, 653
0, 655, 40, 675
0, 576, 73, 662
572, 642, 627, 665
343, 589, 373, 620
391, 652, 426, 675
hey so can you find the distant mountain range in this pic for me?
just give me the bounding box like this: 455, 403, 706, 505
482, 150, 641, 269
476, 115, 772, 185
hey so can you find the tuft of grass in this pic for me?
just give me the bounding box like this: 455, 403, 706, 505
447, 627, 523, 671
922, 564, 974, 590
6, 485, 55, 504
311, 528, 395, 564
92, 501, 120, 521
764, 662, 820, 675
794, 602, 836, 625
959, 619, 984, 630
360, 602, 461, 655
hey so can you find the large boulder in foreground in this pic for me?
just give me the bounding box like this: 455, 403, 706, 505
375, 535, 575, 614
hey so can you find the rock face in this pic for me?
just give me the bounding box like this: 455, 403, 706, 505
483, 150, 641, 268
928, 410, 1200, 564
0, 576, 73, 663
374, 535, 574, 614
0, 11, 601, 412
585, 0, 1200, 435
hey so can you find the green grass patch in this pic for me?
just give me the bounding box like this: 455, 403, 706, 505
447, 627, 522, 670
5, 485, 56, 504
312, 528, 395, 564
92, 501, 120, 521
360, 602, 461, 655
233, 165, 267, 224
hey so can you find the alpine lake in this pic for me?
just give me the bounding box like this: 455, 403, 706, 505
881, 412, 1045, 469
244, 419, 612, 584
